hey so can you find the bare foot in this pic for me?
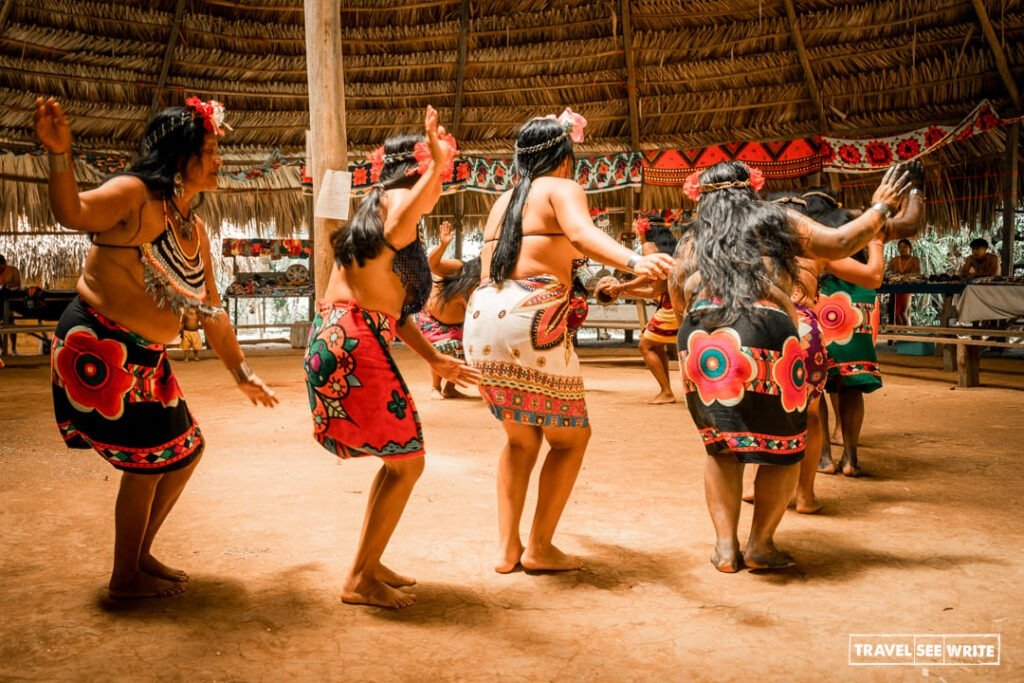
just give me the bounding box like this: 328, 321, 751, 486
743, 546, 796, 570
842, 462, 864, 477
341, 576, 416, 609
521, 544, 581, 572
795, 495, 824, 514
817, 457, 838, 475
139, 554, 188, 582
495, 539, 524, 574
647, 391, 676, 405
109, 573, 187, 600
710, 546, 744, 573
377, 564, 416, 588
441, 382, 469, 399
430, 388, 444, 400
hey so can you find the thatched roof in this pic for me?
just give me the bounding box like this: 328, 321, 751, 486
0, 0, 1021, 236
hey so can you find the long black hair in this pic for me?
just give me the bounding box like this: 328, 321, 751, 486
124, 106, 209, 200
437, 256, 481, 306
490, 117, 575, 282
689, 161, 801, 326
800, 187, 863, 262
645, 225, 678, 255
332, 133, 423, 268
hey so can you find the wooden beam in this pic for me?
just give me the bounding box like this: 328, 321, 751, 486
451, 0, 470, 259
782, 0, 828, 132
148, 0, 188, 115
970, 0, 1022, 111
619, 0, 641, 153
304, 0, 348, 298
1000, 120, 1020, 275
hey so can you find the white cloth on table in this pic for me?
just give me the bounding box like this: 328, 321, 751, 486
955, 284, 1024, 323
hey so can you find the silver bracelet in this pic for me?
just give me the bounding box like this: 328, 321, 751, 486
231, 360, 256, 384
869, 202, 894, 219
626, 255, 639, 272
48, 150, 70, 173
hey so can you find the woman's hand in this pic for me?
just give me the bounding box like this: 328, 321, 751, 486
633, 253, 675, 280
424, 105, 452, 165
438, 220, 454, 245
33, 97, 72, 154
870, 164, 913, 211
237, 375, 279, 407
430, 354, 482, 388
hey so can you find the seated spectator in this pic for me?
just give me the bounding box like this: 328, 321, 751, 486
960, 238, 1000, 278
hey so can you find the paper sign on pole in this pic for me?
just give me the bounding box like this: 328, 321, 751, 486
314, 169, 352, 221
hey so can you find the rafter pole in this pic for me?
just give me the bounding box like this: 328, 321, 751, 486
782, 0, 828, 132
0, 0, 17, 32
619, 0, 641, 153
148, 0, 188, 114
970, 0, 1021, 111
1000, 121, 1019, 275
451, 0, 470, 259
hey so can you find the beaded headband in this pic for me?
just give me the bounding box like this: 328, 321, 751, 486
801, 191, 842, 208
684, 166, 766, 201
514, 107, 588, 156
140, 97, 230, 155
771, 196, 807, 206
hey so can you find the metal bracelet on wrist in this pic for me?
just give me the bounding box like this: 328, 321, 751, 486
869, 201, 894, 219
626, 255, 639, 272
231, 360, 256, 384
48, 150, 70, 173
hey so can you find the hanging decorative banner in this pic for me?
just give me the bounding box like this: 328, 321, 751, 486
219, 148, 304, 182
221, 238, 311, 259
461, 153, 642, 195
642, 138, 823, 186
821, 100, 1020, 173
347, 159, 472, 197
637, 208, 690, 228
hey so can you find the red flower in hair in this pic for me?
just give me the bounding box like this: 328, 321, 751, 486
413, 133, 459, 182
367, 146, 385, 182
184, 96, 227, 137
634, 215, 651, 238
924, 126, 947, 148
747, 166, 766, 192
896, 137, 920, 160
683, 170, 702, 201
838, 145, 862, 165
864, 141, 892, 166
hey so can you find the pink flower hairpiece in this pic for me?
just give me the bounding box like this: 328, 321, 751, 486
185, 96, 230, 137
634, 215, 651, 238
413, 133, 459, 182
557, 107, 587, 143
683, 166, 766, 201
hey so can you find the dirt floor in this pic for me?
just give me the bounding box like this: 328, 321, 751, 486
1, 345, 1022, 681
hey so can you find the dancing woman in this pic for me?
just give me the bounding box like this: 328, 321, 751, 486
303, 106, 480, 608
415, 220, 482, 399
34, 96, 278, 600
464, 110, 674, 573
670, 161, 909, 572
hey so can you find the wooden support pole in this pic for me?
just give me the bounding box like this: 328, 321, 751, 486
782, 0, 828, 132
619, 0, 641, 155
304, 0, 347, 298
1001, 121, 1020, 275
957, 344, 980, 388
451, 0, 470, 260
149, 0, 188, 115
970, 0, 1022, 111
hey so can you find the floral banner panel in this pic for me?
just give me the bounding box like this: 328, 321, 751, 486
821, 100, 1019, 173
221, 238, 312, 259
464, 152, 642, 195
642, 138, 823, 186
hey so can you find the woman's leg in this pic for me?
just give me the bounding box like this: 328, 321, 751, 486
704, 452, 745, 572
109, 471, 187, 599
639, 337, 675, 404
430, 370, 443, 398
521, 424, 591, 571
342, 456, 424, 608
817, 395, 837, 473
838, 389, 866, 476
139, 452, 203, 581
828, 392, 843, 445
795, 401, 824, 513
495, 422, 543, 572
745, 462, 800, 569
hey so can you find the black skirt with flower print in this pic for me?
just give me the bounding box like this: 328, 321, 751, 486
51, 297, 203, 473
677, 301, 808, 466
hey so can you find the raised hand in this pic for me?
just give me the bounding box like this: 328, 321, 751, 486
33, 97, 72, 154
438, 220, 454, 245
871, 164, 913, 211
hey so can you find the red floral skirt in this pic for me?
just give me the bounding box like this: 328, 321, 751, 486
51, 297, 202, 473
304, 301, 424, 459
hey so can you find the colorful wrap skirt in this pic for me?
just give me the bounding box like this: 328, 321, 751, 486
304, 301, 424, 460
464, 276, 588, 429
642, 294, 681, 345
413, 308, 464, 359
51, 297, 203, 473
795, 303, 828, 400
814, 276, 883, 394
678, 301, 807, 465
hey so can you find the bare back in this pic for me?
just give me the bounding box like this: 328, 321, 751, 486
480, 177, 584, 286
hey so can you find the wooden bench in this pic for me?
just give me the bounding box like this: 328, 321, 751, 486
877, 324, 1024, 387
578, 300, 656, 344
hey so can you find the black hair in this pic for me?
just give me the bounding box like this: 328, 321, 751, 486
331, 133, 423, 268
969, 238, 989, 250
645, 225, 678, 256
799, 186, 865, 262
124, 106, 209, 201
437, 256, 481, 306
897, 238, 913, 249
490, 117, 575, 282
689, 161, 801, 327
0, 254, 6, 266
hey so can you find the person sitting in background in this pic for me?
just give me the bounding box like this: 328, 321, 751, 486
0, 254, 22, 357
886, 238, 920, 326
179, 309, 203, 361
960, 238, 1000, 278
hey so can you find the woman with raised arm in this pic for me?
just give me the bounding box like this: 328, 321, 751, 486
34, 96, 278, 600
464, 110, 674, 574
303, 106, 480, 609
669, 161, 909, 573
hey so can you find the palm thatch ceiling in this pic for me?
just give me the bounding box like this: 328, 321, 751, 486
0, 0, 1021, 234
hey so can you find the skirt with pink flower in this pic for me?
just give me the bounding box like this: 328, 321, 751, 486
51, 297, 202, 473
815, 276, 882, 394
678, 301, 807, 466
